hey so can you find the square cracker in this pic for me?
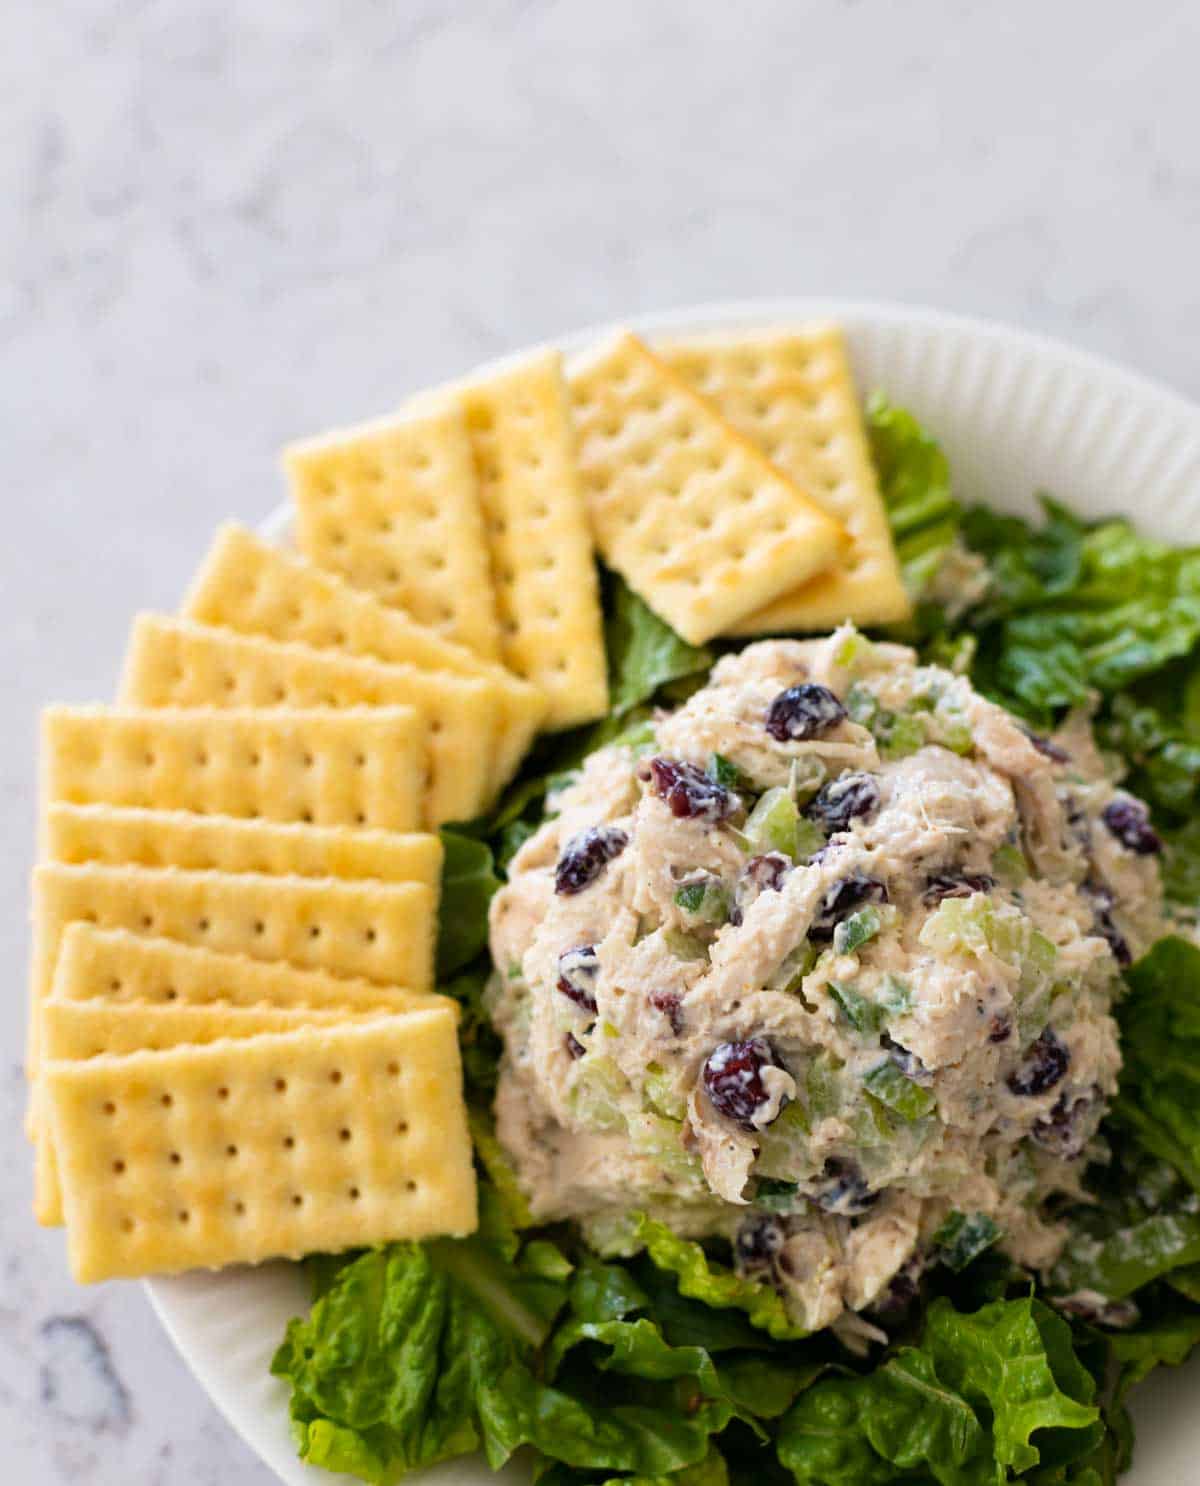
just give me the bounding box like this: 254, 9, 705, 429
45, 803, 443, 887
118, 615, 498, 825
43, 707, 425, 833
567, 330, 847, 644
49, 924, 435, 1016
47, 1007, 477, 1280
28, 866, 436, 1221
285, 402, 502, 661
33, 922, 447, 1225
180, 526, 546, 789
41, 1000, 363, 1061
659, 325, 911, 632
417, 352, 608, 729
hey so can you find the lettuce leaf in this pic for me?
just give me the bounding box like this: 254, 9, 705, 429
272, 1225, 745, 1483
632, 1214, 810, 1341
606, 573, 713, 716
776, 1296, 1100, 1486
435, 830, 501, 977
1112, 936, 1200, 1192
867, 395, 963, 600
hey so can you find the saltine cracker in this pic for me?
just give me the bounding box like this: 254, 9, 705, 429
659, 325, 911, 631
567, 330, 846, 644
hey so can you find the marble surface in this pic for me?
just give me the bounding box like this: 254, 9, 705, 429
4, 1, 1200, 1480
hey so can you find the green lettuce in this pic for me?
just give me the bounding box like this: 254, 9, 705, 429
273, 1225, 740, 1483
1112, 936, 1200, 1191
435, 830, 501, 977
777, 1297, 1100, 1486
632, 1214, 810, 1341
606, 573, 713, 716
867, 395, 963, 601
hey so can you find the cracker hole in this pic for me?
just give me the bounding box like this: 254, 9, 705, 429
404, 1179, 417, 1193
164, 986, 178, 1002
217, 1086, 230, 1100
339, 1127, 351, 1142
196, 917, 210, 933
223, 674, 237, 693
275, 1078, 288, 1093
348, 1186, 361, 1201
291, 1194, 303, 1208
109, 978, 122, 993
120, 1217, 134, 1233
329, 1069, 343, 1084
300, 810, 314, 824
364, 928, 377, 944
233, 1200, 246, 1215
138, 913, 153, 930
302, 752, 315, 768
396, 1120, 409, 1135
282, 1135, 295, 1149
386, 1060, 400, 1075
308, 924, 322, 940
354, 811, 366, 825
178, 1210, 190, 1224
226, 1144, 239, 1157
143, 751, 156, 767
112, 1160, 125, 1174
169, 1151, 181, 1165
253, 920, 265, 936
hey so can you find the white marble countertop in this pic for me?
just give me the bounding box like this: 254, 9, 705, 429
4, 1, 1200, 1481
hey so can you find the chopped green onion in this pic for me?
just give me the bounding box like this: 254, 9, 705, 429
933, 1210, 1002, 1272
709, 752, 751, 790
755, 1176, 802, 1212
827, 980, 886, 1035
743, 786, 801, 859
833, 905, 883, 956
992, 842, 1028, 884
877, 973, 913, 1014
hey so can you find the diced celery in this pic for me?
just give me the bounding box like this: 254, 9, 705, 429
877, 973, 913, 1014
863, 1059, 936, 1121
834, 629, 874, 671
787, 755, 828, 804
992, 842, 1029, 884
855, 1092, 899, 1142
919, 896, 994, 954
662, 928, 710, 962
937, 716, 975, 755
772, 940, 818, 993
827, 981, 885, 1035
570, 1054, 628, 1133
794, 816, 825, 860
744, 786, 801, 859
805, 1054, 843, 1119
833, 905, 883, 957
643, 1062, 687, 1121
881, 712, 926, 758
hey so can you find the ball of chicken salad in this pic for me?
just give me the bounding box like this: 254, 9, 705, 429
487, 627, 1169, 1335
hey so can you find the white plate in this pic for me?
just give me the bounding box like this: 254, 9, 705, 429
146, 299, 1200, 1485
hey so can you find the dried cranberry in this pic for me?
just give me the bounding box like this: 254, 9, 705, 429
746, 852, 790, 892
765, 684, 847, 742
557, 945, 599, 1014
735, 1215, 785, 1270
642, 756, 738, 821
923, 872, 994, 905
869, 1256, 925, 1321
555, 825, 629, 895
649, 990, 684, 1036
1031, 1086, 1100, 1160
1007, 1028, 1070, 1097
987, 1014, 1013, 1044
881, 1031, 929, 1082
565, 1031, 587, 1060
702, 1038, 786, 1130
806, 773, 881, 833
1102, 798, 1162, 855
809, 874, 888, 942
1021, 726, 1070, 764
811, 1158, 878, 1216
1093, 908, 1131, 967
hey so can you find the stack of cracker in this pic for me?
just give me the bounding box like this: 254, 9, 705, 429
30, 323, 909, 1287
